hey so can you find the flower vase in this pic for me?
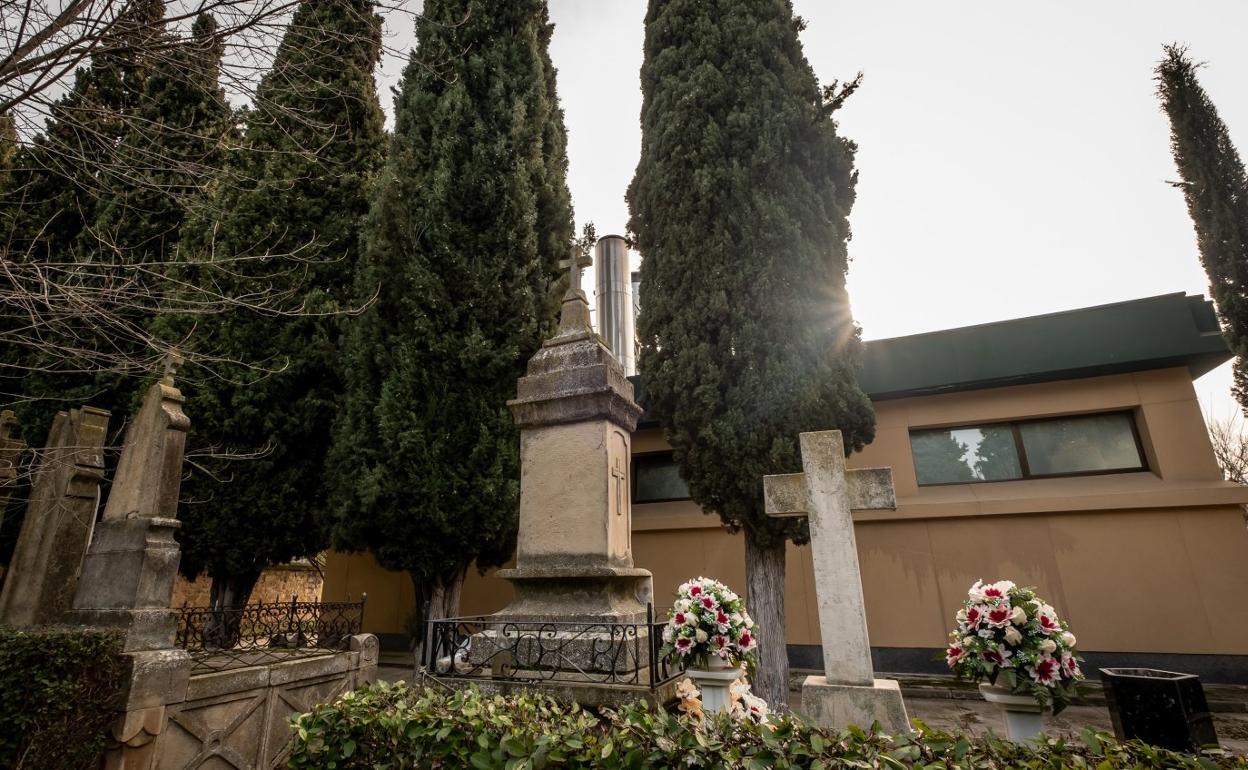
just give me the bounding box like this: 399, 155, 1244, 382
979, 683, 1045, 742
687, 657, 742, 714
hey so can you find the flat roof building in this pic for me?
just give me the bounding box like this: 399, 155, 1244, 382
324, 293, 1248, 680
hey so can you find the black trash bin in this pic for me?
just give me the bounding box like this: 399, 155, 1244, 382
1100, 668, 1218, 752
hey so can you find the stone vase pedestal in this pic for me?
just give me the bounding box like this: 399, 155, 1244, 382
687, 658, 742, 715
979, 683, 1045, 742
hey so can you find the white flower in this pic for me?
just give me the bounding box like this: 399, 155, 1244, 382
695, 629, 708, 643
962, 636, 976, 648
968, 580, 987, 602
662, 625, 674, 643
1039, 638, 1058, 654
1010, 605, 1027, 625
1003, 626, 1022, 645
1061, 631, 1077, 648
674, 599, 692, 613
993, 580, 1016, 594
956, 608, 968, 625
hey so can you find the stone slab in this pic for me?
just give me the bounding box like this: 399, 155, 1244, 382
801, 675, 911, 734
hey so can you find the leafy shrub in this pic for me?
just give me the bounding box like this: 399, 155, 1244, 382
288, 681, 1248, 770
0, 626, 126, 770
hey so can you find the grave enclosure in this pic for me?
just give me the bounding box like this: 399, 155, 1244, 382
0, 360, 378, 770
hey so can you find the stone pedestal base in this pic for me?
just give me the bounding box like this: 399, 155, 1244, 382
801, 675, 910, 734
979, 683, 1045, 742
494, 565, 653, 623
687, 664, 743, 715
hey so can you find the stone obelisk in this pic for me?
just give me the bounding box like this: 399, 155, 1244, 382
496, 250, 652, 623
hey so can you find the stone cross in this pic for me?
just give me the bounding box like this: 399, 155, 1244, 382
559, 249, 593, 297
764, 430, 895, 686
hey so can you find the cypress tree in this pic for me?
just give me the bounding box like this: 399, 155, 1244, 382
627, 0, 874, 706
1157, 45, 1248, 412
327, 0, 573, 624
173, 0, 386, 611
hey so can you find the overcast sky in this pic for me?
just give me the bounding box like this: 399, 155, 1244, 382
375, 1, 1248, 422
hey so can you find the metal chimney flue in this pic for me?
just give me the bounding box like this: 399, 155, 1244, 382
594, 235, 636, 376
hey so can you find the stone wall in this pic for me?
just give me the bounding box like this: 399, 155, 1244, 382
144, 635, 377, 769
172, 562, 324, 608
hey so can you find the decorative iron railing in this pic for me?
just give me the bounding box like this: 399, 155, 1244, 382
423, 604, 682, 690
175, 595, 366, 672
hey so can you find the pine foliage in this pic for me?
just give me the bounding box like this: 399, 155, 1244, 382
173, 0, 387, 601
326, 0, 573, 605
627, 0, 875, 549
1157, 45, 1248, 413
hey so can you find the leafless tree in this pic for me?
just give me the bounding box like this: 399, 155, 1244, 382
0, 0, 423, 394
1207, 409, 1248, 484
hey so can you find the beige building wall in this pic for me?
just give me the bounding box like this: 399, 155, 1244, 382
323, 367, 1248, 657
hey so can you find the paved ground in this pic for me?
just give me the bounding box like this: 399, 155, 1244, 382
375, 661, 1248, 755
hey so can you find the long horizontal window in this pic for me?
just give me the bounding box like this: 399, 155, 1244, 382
910, 411, 1146, 486
633, 453, 691, 504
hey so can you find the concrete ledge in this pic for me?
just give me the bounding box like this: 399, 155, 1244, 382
801, 676, 910, 734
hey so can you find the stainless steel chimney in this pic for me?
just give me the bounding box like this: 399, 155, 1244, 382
594, 235, 636, 375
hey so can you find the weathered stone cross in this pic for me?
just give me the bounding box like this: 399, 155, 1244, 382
559, 249, 593, 297
764, 431, 901, 706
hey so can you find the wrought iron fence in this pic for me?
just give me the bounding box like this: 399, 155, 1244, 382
423, 604, 682, 690
175, 595, 366, 672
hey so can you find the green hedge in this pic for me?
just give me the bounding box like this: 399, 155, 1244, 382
288, 681, 1247, 770
0, 626, 126, 770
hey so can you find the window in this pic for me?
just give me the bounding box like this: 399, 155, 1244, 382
633, 453, 691, 503
910, 411, 1146, 486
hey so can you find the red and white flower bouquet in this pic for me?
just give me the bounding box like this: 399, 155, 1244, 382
660, 577, 758, 669
945, 580, 1084, 713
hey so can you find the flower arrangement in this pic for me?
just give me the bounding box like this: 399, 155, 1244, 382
945, 580, 1084, 713
660, 577, 758, 669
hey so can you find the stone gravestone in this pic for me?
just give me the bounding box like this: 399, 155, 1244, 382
469, 250, 653, 704
69, 356, 195, 770
0, 405, 109, 626
764, 430, 909, 732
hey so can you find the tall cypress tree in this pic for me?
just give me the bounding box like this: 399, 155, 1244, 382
627, 0, 874, 706
1157, 45, 1248, 412
173, 0, 386, 610
327, 0, 573, 624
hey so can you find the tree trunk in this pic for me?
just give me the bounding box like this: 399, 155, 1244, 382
745, 532, 789, 710
204, 569, 262, 649
410, 565, 467, 670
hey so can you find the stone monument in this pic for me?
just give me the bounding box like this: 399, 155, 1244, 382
498, 250, 651, 622
71, 354, 190, 650
461, 251, 654, 704
0, 405, 109, 626
68, 355, 195, 770
763, 430, 910, 732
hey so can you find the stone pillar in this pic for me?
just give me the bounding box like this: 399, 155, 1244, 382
0, 406, 108, 626
497, 258, 651, 623
70, 359, 189, 651
69, 357, 194, 770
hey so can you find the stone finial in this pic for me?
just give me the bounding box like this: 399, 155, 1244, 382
161, 350, 183, 387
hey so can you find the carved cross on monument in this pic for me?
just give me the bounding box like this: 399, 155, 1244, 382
763, 430, 909, 732
611, 456, 626, 516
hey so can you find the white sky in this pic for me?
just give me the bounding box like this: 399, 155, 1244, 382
375, 1, 1248, 424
